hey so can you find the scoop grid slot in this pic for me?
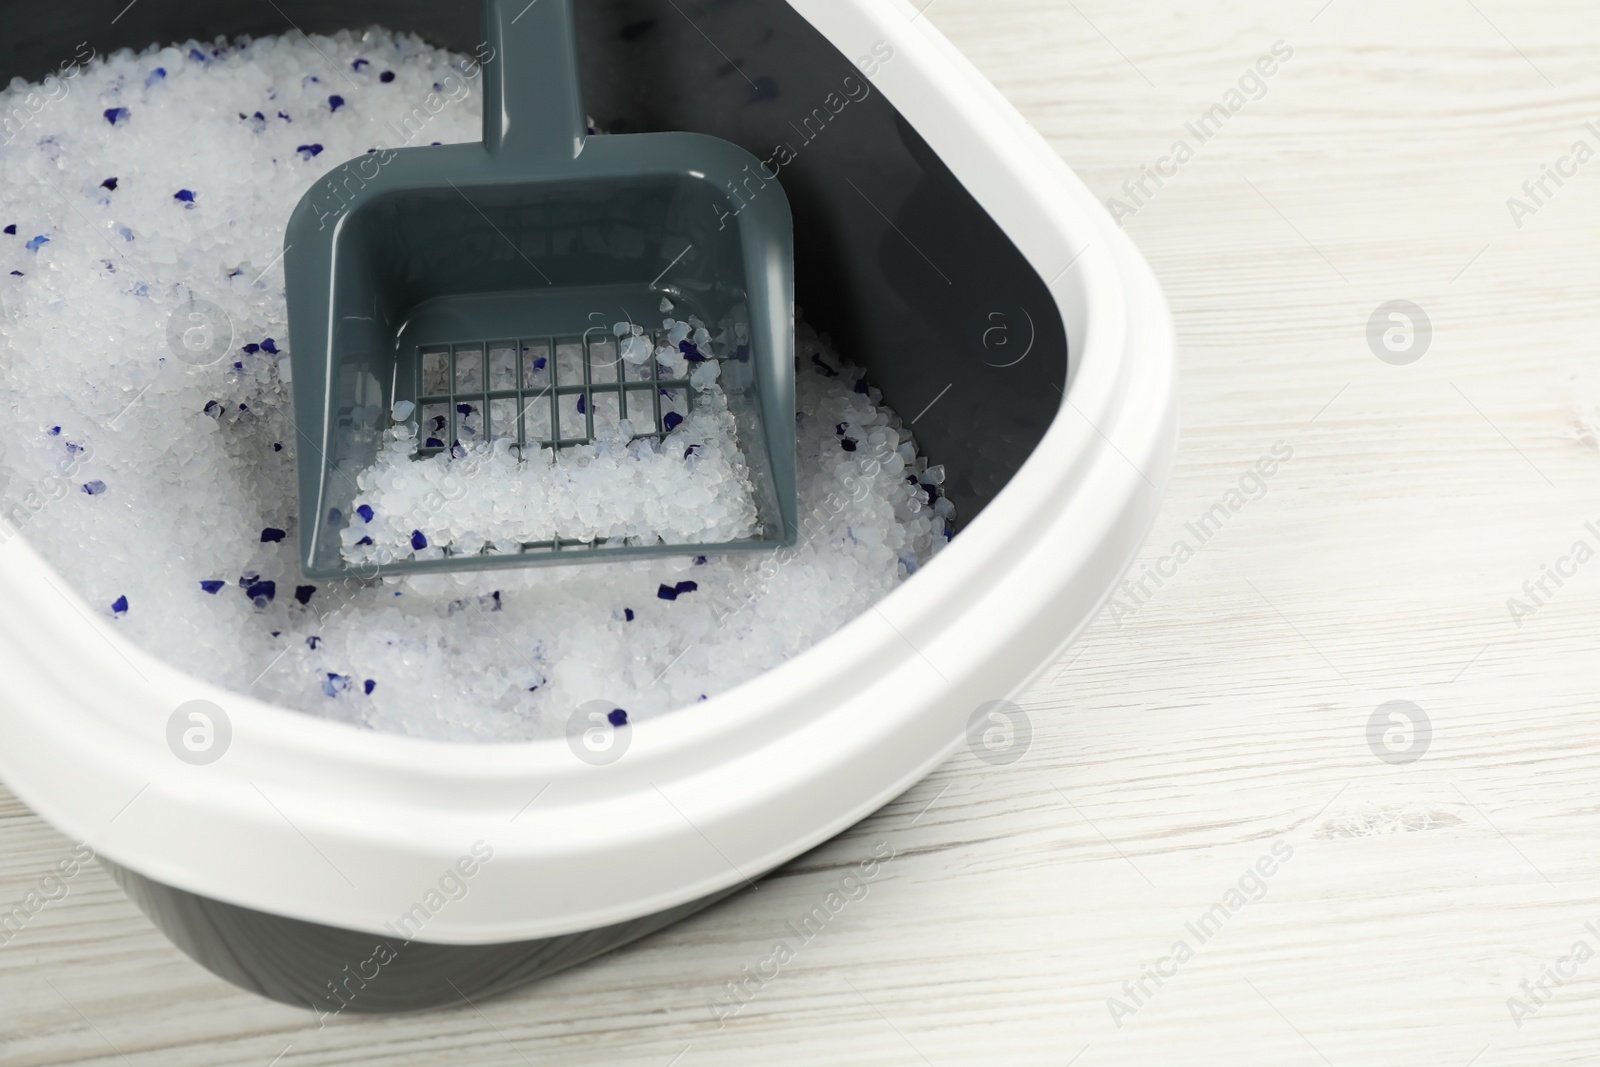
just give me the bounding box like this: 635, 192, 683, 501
410, 331, 693, 458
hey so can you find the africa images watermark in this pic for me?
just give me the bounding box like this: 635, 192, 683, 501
0, 41, 97, 147
0, 841, 96, 949
707, 841, 896, 1029
306, 41, 495, 230
309, 840, 495, 1024
1506, 919, 1600, 1029
715, 39, 895, 232
1504, 518, 1600, 627
1107, 839, 1294, 1028
1106, 40, 1295, 226
1505, 119, 1600, 229
0, 439, 97, 549
1105, 440, 1294, 627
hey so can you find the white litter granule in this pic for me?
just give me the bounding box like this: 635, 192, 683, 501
0, 29, 954, 741
344, 350, 760, 566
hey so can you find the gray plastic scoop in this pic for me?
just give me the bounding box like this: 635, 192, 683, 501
283, 0, 795, 580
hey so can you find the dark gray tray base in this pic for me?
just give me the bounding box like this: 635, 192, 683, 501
104, 860, 741, 1014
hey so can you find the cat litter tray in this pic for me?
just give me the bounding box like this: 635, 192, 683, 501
0, 0, 1177, 1011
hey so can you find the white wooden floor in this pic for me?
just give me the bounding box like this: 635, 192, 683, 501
7, 0, 1600, 1063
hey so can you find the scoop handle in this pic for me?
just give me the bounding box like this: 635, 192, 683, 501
480, 0, 586, 160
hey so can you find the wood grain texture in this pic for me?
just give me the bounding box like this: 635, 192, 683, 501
6, 0, 1600, 1063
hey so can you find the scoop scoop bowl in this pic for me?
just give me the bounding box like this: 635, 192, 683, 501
283, 0, 796, 579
